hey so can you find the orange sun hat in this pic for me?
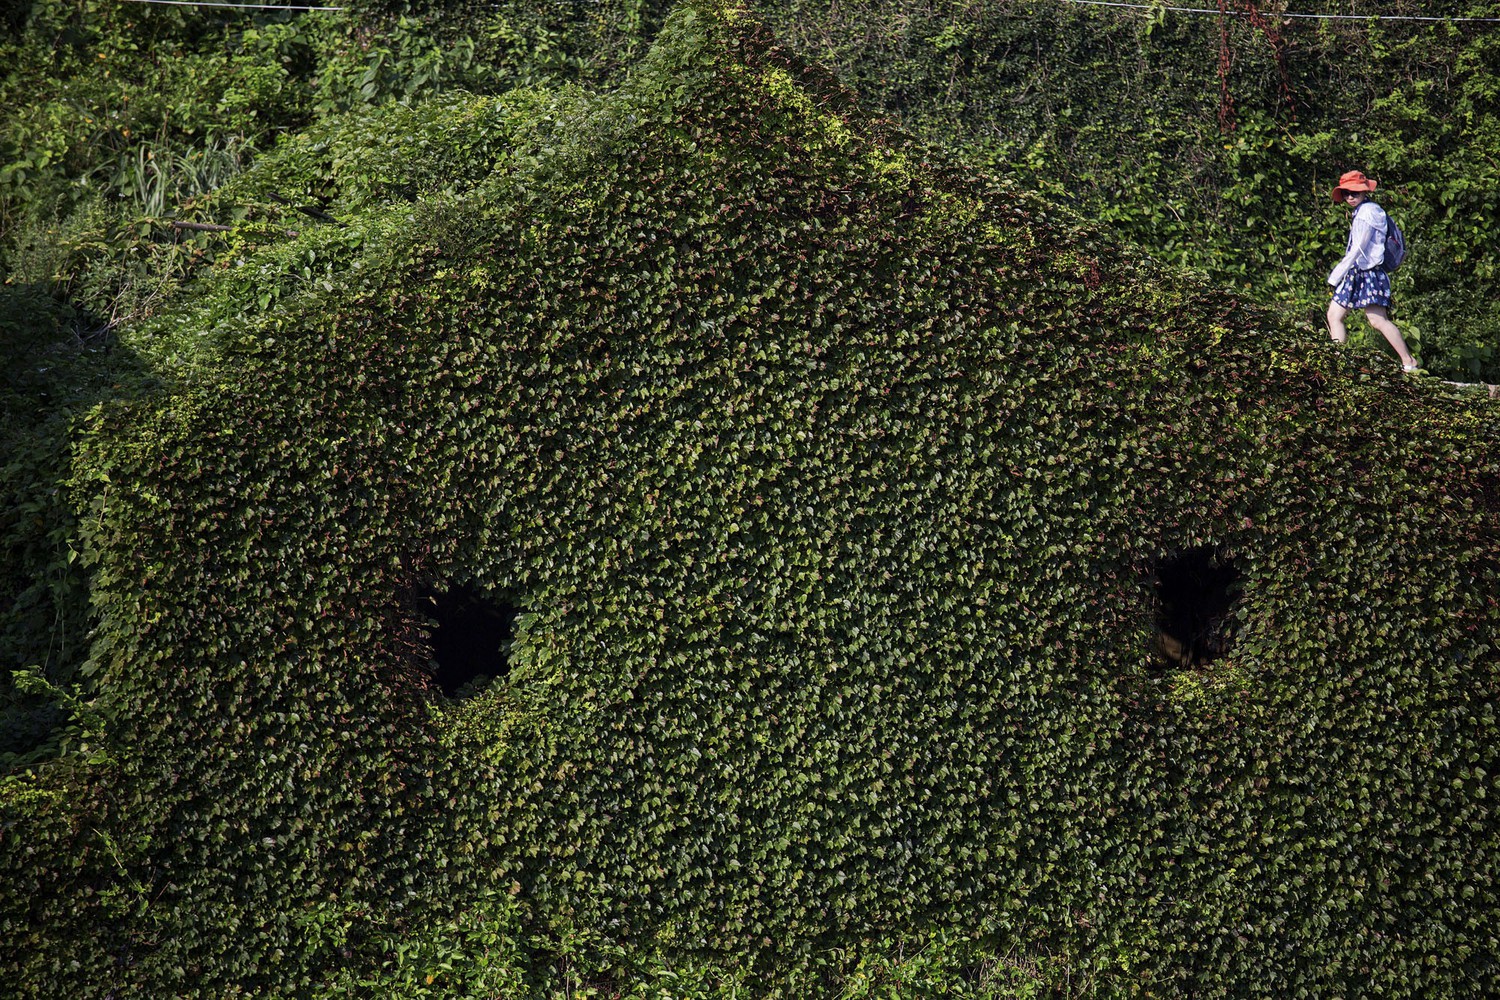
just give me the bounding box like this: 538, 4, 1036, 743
1332, 169, 1378, 202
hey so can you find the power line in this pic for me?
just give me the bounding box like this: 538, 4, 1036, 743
109, 0, 1500, 21
118, 0, 346, 10
1062, 0, 1500, 22
108, 0, 1500, 22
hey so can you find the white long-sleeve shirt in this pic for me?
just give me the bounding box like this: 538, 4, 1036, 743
1328, 201, 1388, 286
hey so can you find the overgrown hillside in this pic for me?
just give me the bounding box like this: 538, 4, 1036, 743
5, 1, 1500, 379
2, 1, 1499, 997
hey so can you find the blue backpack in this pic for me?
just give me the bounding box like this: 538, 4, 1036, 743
1381, 210, 1406, 272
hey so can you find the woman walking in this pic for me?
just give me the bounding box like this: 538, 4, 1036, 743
1326, 169, 1418, 372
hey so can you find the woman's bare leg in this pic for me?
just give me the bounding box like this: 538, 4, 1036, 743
1364, 305, 1416, 368
1327, 300, 1350, 343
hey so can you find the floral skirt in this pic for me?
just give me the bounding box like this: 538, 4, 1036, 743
1332, 267, 1393, 310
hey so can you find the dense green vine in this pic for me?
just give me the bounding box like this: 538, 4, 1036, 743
2, 2, 1498, 996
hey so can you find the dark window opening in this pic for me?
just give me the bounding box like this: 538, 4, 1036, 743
418, 583, 520, 696
1151, 546, 1242, 674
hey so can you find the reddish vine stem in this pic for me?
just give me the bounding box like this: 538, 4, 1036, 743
1217, 1, 1298, 133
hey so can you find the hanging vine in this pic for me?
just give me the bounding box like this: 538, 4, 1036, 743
1218, 0, 1297, 132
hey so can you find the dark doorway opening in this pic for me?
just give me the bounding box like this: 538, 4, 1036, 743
418, 584, 520, 696
1151, 547, 1242, 673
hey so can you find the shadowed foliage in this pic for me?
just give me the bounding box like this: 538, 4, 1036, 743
1, 2, 1498, 997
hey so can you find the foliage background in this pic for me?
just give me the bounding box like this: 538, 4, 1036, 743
6, 1, 1500, 378
1, 1, 1499, 997
753, 0, 1500, 380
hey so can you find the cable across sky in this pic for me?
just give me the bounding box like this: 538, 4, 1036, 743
109, 0, 1500, 22
117, 0, 345, 9
1061, 0, 1500, 22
